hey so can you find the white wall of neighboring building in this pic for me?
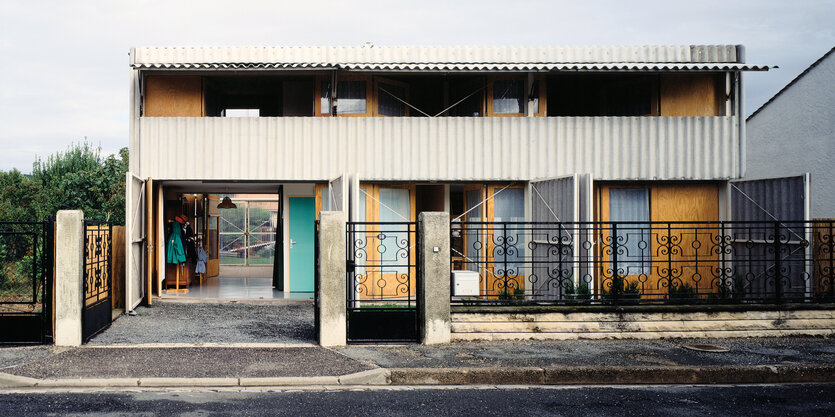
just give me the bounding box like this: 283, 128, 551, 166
746, 48, 835, 218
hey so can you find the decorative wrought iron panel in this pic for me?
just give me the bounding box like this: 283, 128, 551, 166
346, 221, 419, 343
451, 221, 835, 306
82, 221, 112, 342
0, 220, 53, 344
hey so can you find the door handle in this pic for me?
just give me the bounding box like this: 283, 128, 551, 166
290, 239, 296, 248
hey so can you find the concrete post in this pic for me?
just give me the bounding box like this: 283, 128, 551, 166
54, 210, 84, 346
318, 211, 347, 347
418, 212, 451, 344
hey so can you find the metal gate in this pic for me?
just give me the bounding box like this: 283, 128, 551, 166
82, 221, 112, 342
0, 219, 54, 344
346, 221, 420, 343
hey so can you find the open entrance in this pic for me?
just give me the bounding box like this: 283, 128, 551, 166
135, 181, 319, 301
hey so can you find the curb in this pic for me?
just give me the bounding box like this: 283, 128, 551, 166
389, 364, 835, 385
3, 365, 833, 389
0, 369, 391, 389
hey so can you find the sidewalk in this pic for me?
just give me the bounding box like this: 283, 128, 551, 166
1, 336, 833, 388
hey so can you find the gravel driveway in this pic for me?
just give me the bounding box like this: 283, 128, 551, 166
89, 299, 315, 344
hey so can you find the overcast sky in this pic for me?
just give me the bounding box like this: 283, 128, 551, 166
0, 0, 833, 172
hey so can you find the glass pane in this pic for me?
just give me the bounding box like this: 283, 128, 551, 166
465, 189, 482, 272
248, 201, 277, 234
248, 233, 275, 265
609, 188, 651, 275
493, 188, 525, 276
321, 187, 330, 212
492, 80, 523, 114
219, 202, 245, 234
378, 82, 406, 116
320, 81, 331, 114
337, 81, 366, 114
219, 233, 246, 265
379, 188, 410, 273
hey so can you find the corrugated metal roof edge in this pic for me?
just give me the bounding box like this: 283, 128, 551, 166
747, 46, 835, 121
131, 62, 772, 71
130, 44, 744, 65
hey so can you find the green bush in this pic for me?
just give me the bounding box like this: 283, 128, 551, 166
602, 275, 641, 300
564, 280, 591, 300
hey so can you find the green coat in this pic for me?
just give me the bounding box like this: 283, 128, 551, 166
166, 223, 187, 264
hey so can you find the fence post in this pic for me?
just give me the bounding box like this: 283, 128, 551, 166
418, 212, 451, 345
773, 221, 783, 303
317, 211, 347, 347
54, 210, 84, 346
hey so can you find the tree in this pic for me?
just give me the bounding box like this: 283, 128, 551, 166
0, 142, 128, 224
31, 143, 128, 224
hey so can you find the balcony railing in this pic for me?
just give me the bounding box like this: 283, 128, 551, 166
450, 221, 835, 306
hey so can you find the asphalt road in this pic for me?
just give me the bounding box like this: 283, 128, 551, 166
1, 384, 833, 416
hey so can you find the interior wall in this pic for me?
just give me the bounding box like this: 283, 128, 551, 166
660, 73, 724, 116
416, 185, 446, 213
144, 75, 204, 117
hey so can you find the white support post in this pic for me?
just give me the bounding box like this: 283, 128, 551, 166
54, 210, 84, 346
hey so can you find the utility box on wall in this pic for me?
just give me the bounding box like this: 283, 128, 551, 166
452, 270, 480, 297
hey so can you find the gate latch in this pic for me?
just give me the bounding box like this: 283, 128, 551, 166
346, 259, 356, 273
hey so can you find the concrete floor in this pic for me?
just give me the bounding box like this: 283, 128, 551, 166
162, 277, 313, 300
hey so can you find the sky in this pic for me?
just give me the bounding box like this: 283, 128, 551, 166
0, 0, 833, 173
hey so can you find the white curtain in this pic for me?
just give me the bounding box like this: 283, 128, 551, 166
379, 188, 410, 272
492, 80, 523, 114
493, 188, 525, 276
337, 81, 366, 114
609, 188, 650, 275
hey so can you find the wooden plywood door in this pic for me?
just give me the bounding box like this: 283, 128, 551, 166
597, 183, 720, 298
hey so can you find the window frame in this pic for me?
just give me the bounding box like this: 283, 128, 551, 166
373, 77, 411, 117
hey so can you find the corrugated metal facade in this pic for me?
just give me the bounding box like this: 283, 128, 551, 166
731, 175, 808, 223
531, 176, 576, 223
137, 116, 740, 182
131, 45, 743, 68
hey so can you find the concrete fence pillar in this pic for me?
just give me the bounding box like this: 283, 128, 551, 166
318, 211, 347, 347
418, 212, 451, 344
54, 210, 84, 346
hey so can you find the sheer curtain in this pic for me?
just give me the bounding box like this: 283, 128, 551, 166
337, 81, 366, 114
379, 188, 410, 273
492, 80, 524, 114
609, 188, 650, 275
493, 188, 525, 276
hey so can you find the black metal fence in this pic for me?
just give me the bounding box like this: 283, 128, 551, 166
346, 221, 420, 342
0, 220, 53, 344
82, 220, 112, 342
451, 220, 835, 306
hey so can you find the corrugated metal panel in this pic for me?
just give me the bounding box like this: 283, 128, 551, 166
531, 176, 575, 223
137, 116, 740, 182
731, 176, 807, 222
132, 62, 770, 71
132, 45, 743, 67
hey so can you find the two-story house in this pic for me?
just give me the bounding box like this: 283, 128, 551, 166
125, 45, 796, 312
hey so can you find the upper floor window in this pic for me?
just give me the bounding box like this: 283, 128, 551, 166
491, 80, 524, 115
222, 109, 260, 117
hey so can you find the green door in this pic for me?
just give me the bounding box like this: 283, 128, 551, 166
289, 197, 315, 292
